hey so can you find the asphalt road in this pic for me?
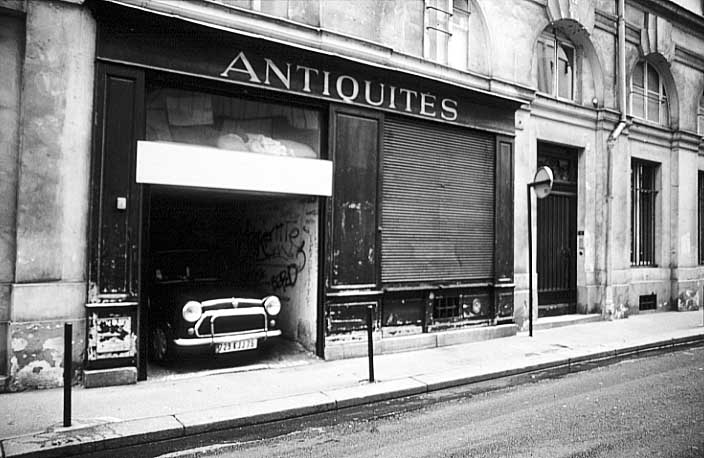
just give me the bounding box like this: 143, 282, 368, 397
153, 345, 704, 458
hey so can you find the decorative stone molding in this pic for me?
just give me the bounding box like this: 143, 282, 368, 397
641, 15, 675, 63
546, 0, 596, 33
533, 16, 605, 106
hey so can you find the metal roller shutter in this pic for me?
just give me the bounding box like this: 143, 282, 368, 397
381, 116, 495, 284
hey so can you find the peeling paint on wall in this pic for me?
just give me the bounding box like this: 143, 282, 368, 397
86, 312, 137, 361
602, 301, 629, 320
8, 320, 84, 391
677, 289, 700, 311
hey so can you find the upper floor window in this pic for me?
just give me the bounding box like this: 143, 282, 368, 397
630, 61, 669, 125
536, 28, 575, 100
425, 0, 470, 69
698, 94, 704, 136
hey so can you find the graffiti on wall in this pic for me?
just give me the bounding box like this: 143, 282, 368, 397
235, 219, 311, 292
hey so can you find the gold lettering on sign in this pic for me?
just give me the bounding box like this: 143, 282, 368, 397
322, 70, 331, 96
264, 59, 291, 89
388, 85, 397, 109
336, 75, 359, 103
364, 80, 385, 107
220, 51, 261, 83
296, 65, 319, 93
399, 88, 418, 112
420, 93, 436, 116
441, 98, 458, 121
219, 51, 461, 123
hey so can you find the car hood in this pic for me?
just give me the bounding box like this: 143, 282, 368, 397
150, 281, 268, 304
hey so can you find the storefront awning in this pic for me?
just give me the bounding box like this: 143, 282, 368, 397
136, 141, 332, 197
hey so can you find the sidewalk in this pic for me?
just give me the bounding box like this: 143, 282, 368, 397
1, 311, 703, 458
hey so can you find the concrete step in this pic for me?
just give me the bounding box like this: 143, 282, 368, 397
325, 323, 519, 360
529, 314, 602, 332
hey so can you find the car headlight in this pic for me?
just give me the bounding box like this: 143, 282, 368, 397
264, 296, 281, 316
182, 301, 203, 323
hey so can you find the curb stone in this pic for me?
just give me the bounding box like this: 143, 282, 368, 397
2, 332, 703, 458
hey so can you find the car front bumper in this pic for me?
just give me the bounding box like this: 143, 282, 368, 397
173, 329, 282, 348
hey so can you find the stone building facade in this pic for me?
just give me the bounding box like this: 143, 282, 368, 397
0, 0, 702, 391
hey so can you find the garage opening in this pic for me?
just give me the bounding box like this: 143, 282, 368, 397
140, 84, 329, 378
145, 187, 320, 377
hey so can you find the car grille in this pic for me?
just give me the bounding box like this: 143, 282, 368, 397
196, 313, 266, 336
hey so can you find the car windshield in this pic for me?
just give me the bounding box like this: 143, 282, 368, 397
153, 250, 225, 283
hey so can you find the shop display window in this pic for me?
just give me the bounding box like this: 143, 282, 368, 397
146, 87, 321, 159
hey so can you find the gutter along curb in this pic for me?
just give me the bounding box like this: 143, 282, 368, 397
2, 333, 703, 458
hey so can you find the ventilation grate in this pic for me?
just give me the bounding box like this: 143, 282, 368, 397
639, 294, 657, 311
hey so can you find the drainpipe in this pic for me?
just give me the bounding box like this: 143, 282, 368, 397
603, 0, 628, 313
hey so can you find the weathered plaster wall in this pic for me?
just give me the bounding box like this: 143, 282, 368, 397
626, 132, 673, 313
602, 134, 631, 317
670, 137, 702, 309
530, 101, 612, 315
240, 198, 319, 352
322, 0, 423, 57
671, 146, 699, 268
481, 0, 548, 87
591, 20, 617, 109
532, 103, 602, 313
512, 108, 535, 330
467, 0, 492, 75
670, 31, 704, 133
0, 12, 24, 380
8, 0, 95, 390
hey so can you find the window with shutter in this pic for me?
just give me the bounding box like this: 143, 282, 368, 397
381, 115, 495, 284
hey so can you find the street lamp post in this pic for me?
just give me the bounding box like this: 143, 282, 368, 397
527, 166, 554, 337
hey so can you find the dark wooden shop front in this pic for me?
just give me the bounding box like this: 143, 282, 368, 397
87, 2, 519, 381
327, 109, 516, 335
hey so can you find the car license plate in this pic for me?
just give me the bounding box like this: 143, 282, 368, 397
215, 339, 257, 354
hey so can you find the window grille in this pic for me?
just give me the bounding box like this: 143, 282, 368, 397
631, 160, 658, 266
432, 295, 462, 320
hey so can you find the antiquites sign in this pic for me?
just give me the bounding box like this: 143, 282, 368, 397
219, 51, 459, 122
96, 5, 518, 133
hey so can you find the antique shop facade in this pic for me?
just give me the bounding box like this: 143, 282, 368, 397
0, 0, 520, 389
82, 1, 518, 385
2, 0, 703, 390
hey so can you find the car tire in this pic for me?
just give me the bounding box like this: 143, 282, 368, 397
150, 325, 173, 363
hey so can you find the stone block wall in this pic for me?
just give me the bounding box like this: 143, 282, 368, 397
0, 10, 24, 382
2, 1, 95, 391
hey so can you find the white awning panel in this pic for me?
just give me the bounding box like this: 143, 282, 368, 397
136, 141, 332, 196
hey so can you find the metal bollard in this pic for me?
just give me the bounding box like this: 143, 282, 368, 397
366, 305, 375, 383
64, 323, 72, 427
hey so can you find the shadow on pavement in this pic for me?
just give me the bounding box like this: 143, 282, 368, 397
146, 338, 320, 381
